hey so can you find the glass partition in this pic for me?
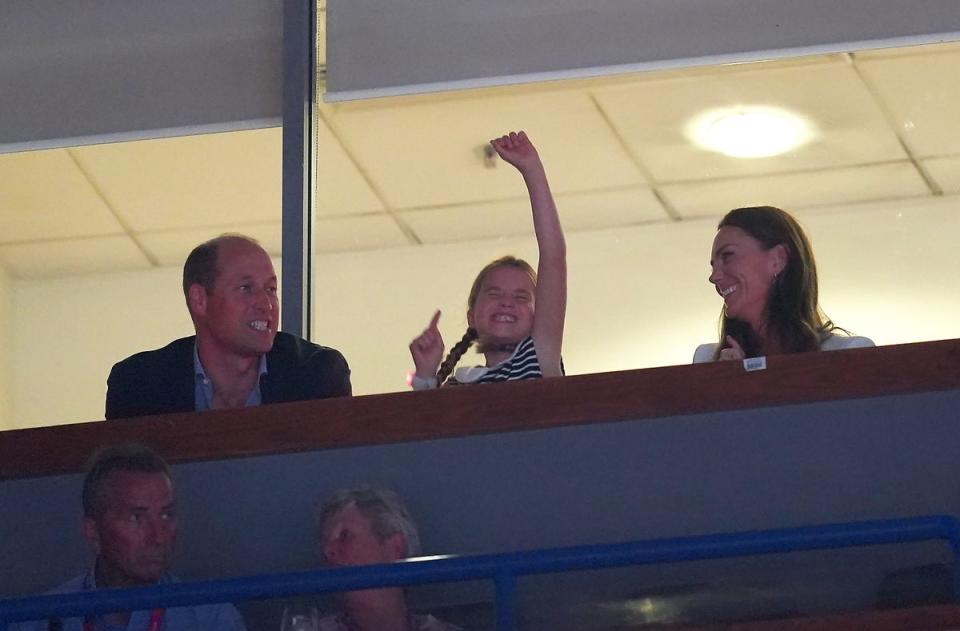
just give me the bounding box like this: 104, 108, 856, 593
0, 129, 282, 428
311, 26, 960, 395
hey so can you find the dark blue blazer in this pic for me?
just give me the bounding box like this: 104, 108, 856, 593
105, 332, 351, 419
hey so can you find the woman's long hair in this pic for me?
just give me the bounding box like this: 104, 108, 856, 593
715, 206, 835, 358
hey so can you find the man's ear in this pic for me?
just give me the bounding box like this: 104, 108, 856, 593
81, 516, 101, 556
188, 284, 208, 318
385, 532, 408, 561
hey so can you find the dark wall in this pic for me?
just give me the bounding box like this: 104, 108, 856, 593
3, 389, 959, 617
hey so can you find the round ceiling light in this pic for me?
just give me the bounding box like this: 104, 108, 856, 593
687, 106, 813, 158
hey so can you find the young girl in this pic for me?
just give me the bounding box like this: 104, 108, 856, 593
409, 131, 566, 388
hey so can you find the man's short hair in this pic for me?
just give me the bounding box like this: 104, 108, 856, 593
316, 487, 421, 557
182, 234, 261, 307
82, 444, 170, 519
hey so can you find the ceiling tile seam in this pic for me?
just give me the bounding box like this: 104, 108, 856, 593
851, 44, 960, 63
604, 53, 840, 93
402, 213, 679, 248
0, 232, 135, 248
785, 190, 936, 214
133, 219, 282, 237
847, 53, 943, 197
919, 152, 960, 161
576, 216, 678, 233
65, 149, 160, 266
587, 92, 680, 222
314, 110, 421, 245
0, 253, 15, 279
385, 184, 659, 217
656, 158, 925, 188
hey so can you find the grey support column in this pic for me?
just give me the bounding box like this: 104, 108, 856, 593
281, 0, 315, 339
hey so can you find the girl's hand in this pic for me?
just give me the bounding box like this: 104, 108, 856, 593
490, 131, 542, 176
718, 335, 745, 361
409, 310, 444, 378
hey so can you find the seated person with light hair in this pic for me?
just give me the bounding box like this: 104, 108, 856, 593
316, 488, 462, 631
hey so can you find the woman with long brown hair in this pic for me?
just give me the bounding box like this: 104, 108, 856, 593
695, 206, 872, 362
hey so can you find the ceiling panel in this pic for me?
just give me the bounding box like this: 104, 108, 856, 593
138, 223, 282, 267
853, 40, 960, 59
856, 49, 960, 158
320, 90, 645, 210
314, 214, 411, 253
70, 129, 281, 232
661, 162, 930, 218
315, 116, 385, 217
593, 58, 906, 183
923, 156, 960, 194
4, 39, 957, 279
0, 149, 123, 243
0, 236, 150, 279
403, 187, 668, 244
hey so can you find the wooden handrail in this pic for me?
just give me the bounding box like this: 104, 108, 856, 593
2, 339, 958, 481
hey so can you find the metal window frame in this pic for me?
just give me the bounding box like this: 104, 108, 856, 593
280, 0, 315, 339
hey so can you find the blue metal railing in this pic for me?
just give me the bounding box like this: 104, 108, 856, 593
3, 515, 959, 630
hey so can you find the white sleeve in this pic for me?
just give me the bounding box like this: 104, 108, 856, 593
411, 374, 438, 390
693, 343, 717, 363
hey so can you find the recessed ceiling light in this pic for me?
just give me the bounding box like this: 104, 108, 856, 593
687, 106, 813, 158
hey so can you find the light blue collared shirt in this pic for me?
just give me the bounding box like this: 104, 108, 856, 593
8, 569, 246, 631
193, 345, 268, 412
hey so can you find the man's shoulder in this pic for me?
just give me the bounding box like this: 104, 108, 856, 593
29, 573, 245, 631
111, 336, 196, 373
166, 572, 246, 630
105, 337, 197, 419
44, 572, 89, 595
268, 332, 347, 366
263, 332, 351, 400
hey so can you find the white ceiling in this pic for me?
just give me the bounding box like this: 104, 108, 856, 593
1, 40, 958, 278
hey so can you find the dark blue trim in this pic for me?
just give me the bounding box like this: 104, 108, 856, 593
2, 515, 958, 630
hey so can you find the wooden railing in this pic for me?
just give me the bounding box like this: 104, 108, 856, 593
2, 339, 959, 481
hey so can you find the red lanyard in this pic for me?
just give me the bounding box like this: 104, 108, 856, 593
83, 608, 163, 631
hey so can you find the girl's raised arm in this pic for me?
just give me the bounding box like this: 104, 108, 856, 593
490, 131, 566, 377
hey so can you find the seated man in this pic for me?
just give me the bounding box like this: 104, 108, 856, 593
105, 234, 350, 419
316, 488, 462, 631
12, 444, 245, 631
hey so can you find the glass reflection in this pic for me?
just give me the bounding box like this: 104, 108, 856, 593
310, 39, 960, 395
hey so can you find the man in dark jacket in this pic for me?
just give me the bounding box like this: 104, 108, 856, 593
105, 235, 350, 420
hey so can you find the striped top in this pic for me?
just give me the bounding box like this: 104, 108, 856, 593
452, 335, 543, 385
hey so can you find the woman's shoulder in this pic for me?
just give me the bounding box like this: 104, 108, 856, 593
693, 343, 718, 363
820, 333, 875, 351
